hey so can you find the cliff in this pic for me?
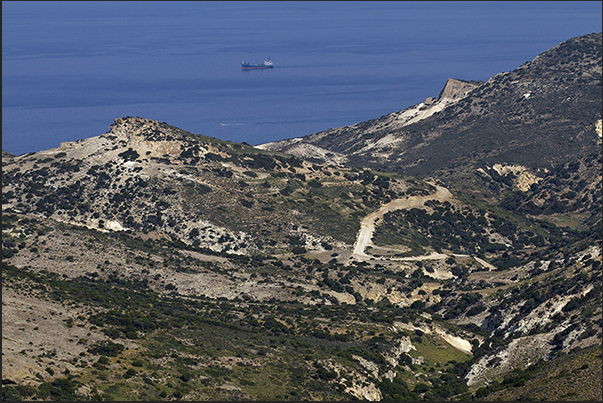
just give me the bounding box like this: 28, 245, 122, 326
437, 78, 483, 100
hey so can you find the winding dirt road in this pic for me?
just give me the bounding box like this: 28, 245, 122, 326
352, 184, 497, 270
352, 184, 452, 258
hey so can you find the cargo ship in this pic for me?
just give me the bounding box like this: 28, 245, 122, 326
241, 57, 274, 70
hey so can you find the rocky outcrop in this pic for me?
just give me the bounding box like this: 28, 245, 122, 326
344, 380, 382, 401
464, 332, 556, 387
437, 78, 483, 100
255, 139, 349, 166
477, 163, 543, 192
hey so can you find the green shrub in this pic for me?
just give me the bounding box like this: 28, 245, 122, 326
87, 340, 125, 357
2, 385, 23, 401
307, 179, 323, 188
118, 148, 140, 162
292, 246, 307, 254
379, 376, 417, 401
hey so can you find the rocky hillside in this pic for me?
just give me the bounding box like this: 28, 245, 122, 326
257, 77, 483, 166
2, 33, 602, 402
260, 33, 601, 175
3, 117, 429, 256
259, 33, 602, 225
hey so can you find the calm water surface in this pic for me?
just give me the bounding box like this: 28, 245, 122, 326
2, 1, 601, 155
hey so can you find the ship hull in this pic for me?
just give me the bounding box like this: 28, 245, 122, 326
241, 57, 274, 70
241, 65, 274, 70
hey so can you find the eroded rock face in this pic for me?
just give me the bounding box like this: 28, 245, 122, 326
255, 139, 349, 166
384, 336, 416, 367
438, 78, 483, 101
107, 117, 196, 158
344, 381, 383, 401
464, 332, 555, 387
491, 163, 543, 192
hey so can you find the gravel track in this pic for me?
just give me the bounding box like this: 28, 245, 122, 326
352, 184, 452, 258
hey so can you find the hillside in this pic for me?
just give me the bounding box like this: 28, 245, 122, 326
2, 32, 602, 401
260, 33, 601, 175
259, 33, 602, 229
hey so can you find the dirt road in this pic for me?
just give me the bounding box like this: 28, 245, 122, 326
352, 184, 452, 257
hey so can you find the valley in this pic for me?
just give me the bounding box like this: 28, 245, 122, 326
2, 32, 601, 401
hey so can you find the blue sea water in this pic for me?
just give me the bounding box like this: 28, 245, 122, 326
2, 1, 602, 155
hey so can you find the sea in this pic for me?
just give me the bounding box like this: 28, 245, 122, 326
2, 1, 602, 156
